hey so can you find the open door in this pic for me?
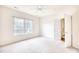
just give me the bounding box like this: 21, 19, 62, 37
65, 15, 72, 47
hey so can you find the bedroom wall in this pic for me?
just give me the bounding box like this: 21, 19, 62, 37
72, 9, 79, 49
54, 18, 61, 41
0, 6, 40, 46
40, 15, 55, 39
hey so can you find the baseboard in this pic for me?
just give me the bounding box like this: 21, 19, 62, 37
0, 35, 40, 47
67, 46, 79, 52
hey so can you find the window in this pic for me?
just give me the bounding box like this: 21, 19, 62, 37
14, 17, 25, 35
13, 17, 33, 35
24, 20, 33, 33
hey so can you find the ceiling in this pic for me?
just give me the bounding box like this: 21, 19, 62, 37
5, 5, 78, 17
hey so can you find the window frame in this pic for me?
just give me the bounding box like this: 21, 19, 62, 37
13, 16, 33, 36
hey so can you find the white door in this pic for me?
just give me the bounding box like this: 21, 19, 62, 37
65, 15, 72, 47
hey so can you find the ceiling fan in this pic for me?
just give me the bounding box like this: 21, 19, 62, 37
36, 5, 46, 11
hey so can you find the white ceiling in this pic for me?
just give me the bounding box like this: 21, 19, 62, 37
5, 5, 78, 17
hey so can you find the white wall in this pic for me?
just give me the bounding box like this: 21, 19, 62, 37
72, 10, 79, 49
54, 18, 61, 40
0, 6, 2, 44
0, 6, 40, 46
40, 15, 54, 39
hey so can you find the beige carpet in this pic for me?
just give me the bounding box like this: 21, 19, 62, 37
0, 37, 78, 53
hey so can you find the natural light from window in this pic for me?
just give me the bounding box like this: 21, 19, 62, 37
14, 17, 33, 35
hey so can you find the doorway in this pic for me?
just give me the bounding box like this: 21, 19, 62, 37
61, 18, 65, 42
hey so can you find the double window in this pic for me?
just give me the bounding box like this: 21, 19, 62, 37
14, 17, 33, 35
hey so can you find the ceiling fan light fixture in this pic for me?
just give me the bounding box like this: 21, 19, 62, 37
37, 5, 44, 11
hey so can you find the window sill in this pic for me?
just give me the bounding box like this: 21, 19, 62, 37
13, 32, 33, 36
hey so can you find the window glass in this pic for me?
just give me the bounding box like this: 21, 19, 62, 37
13, 17, 33, 35
27, 20, 32, 32
14, 17, 24, 35
25, 20, 33, 33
